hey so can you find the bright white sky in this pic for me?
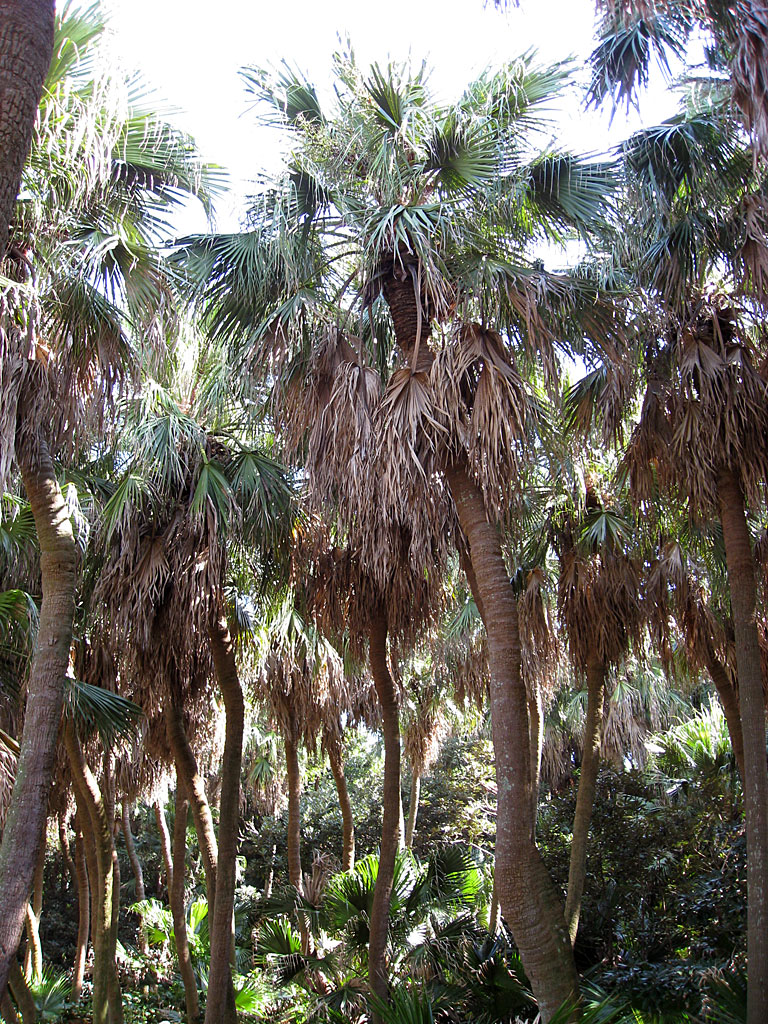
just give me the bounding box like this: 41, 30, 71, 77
100, 0, 682, 233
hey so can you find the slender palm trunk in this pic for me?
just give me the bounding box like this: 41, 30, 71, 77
1, 989, 19, 1024
204, 615, 242, 1024
0, 439, 77, 999
71, 814, 89, 1003
284, 728, 303, 892
564, 657, 606, 944
528, 677, 544, 833
153, 801, 173, 896
171, 776, 200, 1024
63, 723, 123, 1024
7, 962, 35, 1024
445, 461, 579, 1022
368, 611, 401, 1011
488, 874, 499, 935
23, 842, 44, 981
0, 0, 54, 257
405, 768, 420, 850
58, 815, 76, 896
121, 802, 148, 955
328, 743, 355, 871
263, 846, 276, 899
717, 468, 768, 1024
165, 700, 217, 921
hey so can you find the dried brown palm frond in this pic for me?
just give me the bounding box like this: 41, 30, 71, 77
732, 1, 768, 158
518, 565, 560, 704
737, 193, 768, 301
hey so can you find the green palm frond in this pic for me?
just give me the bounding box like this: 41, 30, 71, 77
64, 678, 144, 746
0, 499, 36, 556
241, 63, 324, 128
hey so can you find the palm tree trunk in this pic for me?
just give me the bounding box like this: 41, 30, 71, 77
0, 438, 77, 999
1, 989, 19, 1023
63, 723, 123, 1024
284, 728, 303, 892
58, 815, 76, 896
0, 0, 54, 257
703, 644, 746, 781
717, 468, 768, 1024
445, 461, 579, 1022
368, 611, 401, 1012
171, 776, 200, 1024
528, 677, 544, 833
405, 768, 420, 850
153, 801, 173, 896
165, 700, 217, 922
204, 615, 242, 1024
564, 657, 605, 945
7, 962, 35, 1024
488, 874, 499, 934
263, 846, 276, 899
328, 743, 355, 871
21, 909, 39, 985
71, 814, 89, 1003
121, 802, 148, 955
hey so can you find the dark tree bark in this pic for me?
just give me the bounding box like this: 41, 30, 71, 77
717, 468, 768, 1024
0, 438, 77, 999
204, 615, 242, 1024
0, 0, 54, 258
121, 802, 148, 955
445, 461, 579, 1022
367, 611, 401, 1012
7, 962, 35, 1024
57, 814, 76, 896
71, 813, 89, 1003
166, 700, 218, 921
564, 657, 606, 944
171, 776, 200, 1024
328, 743, 355, 870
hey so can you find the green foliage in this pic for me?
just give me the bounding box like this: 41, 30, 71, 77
29, 966, 70, 1021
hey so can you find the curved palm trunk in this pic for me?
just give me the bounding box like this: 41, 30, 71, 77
445, 462, 579, 1022
58, 815, 76, 896
165, 700, 217, 921
121, 802, 148, 955
0, 439, 77, 999
703, 645, 746, 782
564, 657, 606, 944
63, 723, 123, 1024
7, 962, 35, 1024
328, 743, 355, 871
204, 615, 242, 1024
21, 908, 40, 984
367, 612, 401, 1011
0, 0, 54, 257
71, 814, 89, 1003
153, 801, 173, 896
404, 768, 420, 850
717, 468, 768, 1024
171, 776, 200, 1024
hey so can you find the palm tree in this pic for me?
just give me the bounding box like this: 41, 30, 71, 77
0, 0, 54, 257
0, 2, 215, 992
183, 52, 620, 1019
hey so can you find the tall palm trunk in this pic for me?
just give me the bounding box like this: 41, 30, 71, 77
703, 643, 746, 781
71, 813, 89, 1003
284, 727, 303, 892
23, 842, 45, 980
165, 700, 217, 921
0, 0, 54, 257
153, 801, 173, 896
404, 768, 420, 849
7, 962, 35, 1024
204, 615, 242, 1024
445, 461, 579, 1022
63, 723, 123, 1024
0, 438, 77, 998
171, 776, 200, 1024
328, 743, 355, 870
564, 656, 606, 944
367, 611, 401, 1011
121, 802, 148, 955
717, 468, 768, 1024
58, 814, 76, 895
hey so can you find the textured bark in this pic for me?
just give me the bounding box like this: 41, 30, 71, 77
564, 657, 606, 944
166, 700, 217, 920
71, 814, 89, 1003
704, 646, 746, 782
445, 461, 578, 1022
284, 728, 303, 891
64, 724, 123, 1024
171, 777, 200, 1024
21, 909, 39, 985
153, 801, 173, 896
488, 876, 499, 935
0, 0, 54, 257
328, 744, 355, 871
204, 616, 241, 1024
367, 612, 401, 1011
405, 769, 420, 850
0, 439, 77, 999
121, 802, 148, 955
6, 963, 34, 1024
58, 815, 76, 896
1, 989, 19, 1024
717, 468, 768, 1024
